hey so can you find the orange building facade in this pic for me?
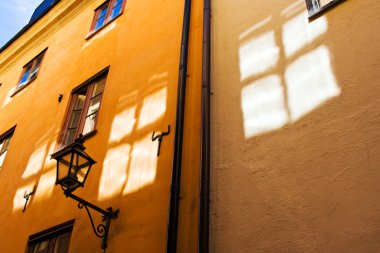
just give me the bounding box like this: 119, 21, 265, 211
3, 0, 380, 253
0, 0, 204, 252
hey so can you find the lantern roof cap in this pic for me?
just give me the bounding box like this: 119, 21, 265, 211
51, 136, 93, 162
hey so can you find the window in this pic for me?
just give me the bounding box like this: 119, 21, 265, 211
306, 0, 343, 17
60, 69, 108, 147
0, 127, 15, 168
90, 0, 126, 33
18, 50, 47, 89
26, 220, 74, 253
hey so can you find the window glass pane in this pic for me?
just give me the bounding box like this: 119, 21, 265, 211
1, 138, 10, 153
98, 5, 108, 18
0, 134, 13, 167
92, 78, 106, 97
111, 0, 123, 18
94, 5, 108, 30
87, 95, 102, 118
29, 55, 43, 80
82, 113, 97, 135
95, 16, 106, 30
19, 68, 31, 86
65, 128, 77, 146
33, 241, 49, 253
307, 0, 334, 14
53, 233, 71, 253
74, 93, 87, 110
0, 151, 6, 167
69, 110, 82, 128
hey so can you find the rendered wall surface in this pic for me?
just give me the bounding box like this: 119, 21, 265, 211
211, 0, 380, 252
0, 0, 202, 252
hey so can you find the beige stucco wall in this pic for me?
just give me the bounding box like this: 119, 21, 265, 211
211, 0, 380, 252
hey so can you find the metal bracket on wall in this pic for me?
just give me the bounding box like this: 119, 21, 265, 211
152, 125, 171, 156
23, 186, 36, 212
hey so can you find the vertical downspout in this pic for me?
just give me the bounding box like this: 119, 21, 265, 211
199, 0, 211, 252
166, 0, 192, 252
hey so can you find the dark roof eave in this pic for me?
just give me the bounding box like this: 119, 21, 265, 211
0, 0, 61, 54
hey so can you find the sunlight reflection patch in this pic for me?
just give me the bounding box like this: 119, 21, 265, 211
98, 144, 131, 201
35, 169, 56, 201
239, 31, 280, 81
241, 75, 288, 138
22, 144, 47, 179
138, 87, 167, 129
123, 134, 157, 195
282, 11, 327, 57
285, 46, 340, 122
109, 106, 137, 143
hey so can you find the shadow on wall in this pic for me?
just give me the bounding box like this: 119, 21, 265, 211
239, 1, 340, 139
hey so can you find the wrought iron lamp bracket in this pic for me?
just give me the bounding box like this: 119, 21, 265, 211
64, 191, 119, 250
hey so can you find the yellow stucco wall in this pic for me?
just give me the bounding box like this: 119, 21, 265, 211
0, 0, 202, 252
211, 0, 380, 252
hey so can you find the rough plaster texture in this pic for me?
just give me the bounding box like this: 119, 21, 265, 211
0, 0, 202, 252
211, 0, 380, 252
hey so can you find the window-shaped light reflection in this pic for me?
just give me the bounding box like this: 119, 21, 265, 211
282, 11, 327, 57
98, 144, 131, 200
35, 169, 56, 201
138, 87, 167, 129
123, 134, 157, 195
239, 31, 280, 81
241, 75, 288, 139
109, 106, 137, 143
1, 87, 16, 108
285, 46, 340, 122
22, 145, 47, 179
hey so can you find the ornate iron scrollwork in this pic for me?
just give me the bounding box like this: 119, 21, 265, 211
65, 191, 119, 251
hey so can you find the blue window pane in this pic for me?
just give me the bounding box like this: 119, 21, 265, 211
113, 0, 123, 7
99, 7, 108, 19
95, 16, 106, 30
111, 4, 123, 19
19, 69, 31, 86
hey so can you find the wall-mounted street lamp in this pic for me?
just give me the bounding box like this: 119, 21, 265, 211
51, 137, 119, 251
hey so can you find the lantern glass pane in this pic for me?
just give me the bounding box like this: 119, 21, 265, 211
57, 153, 72, 182
70, 152, 91, 184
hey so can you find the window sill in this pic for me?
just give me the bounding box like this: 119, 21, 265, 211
10, 77, 37, 97
82, 130, 97, 141
308, 0, 345, 20
85, 12, 123, 41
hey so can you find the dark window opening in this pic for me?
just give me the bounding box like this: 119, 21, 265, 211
26, 220, 74, 253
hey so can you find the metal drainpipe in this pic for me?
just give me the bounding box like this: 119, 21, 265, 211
198, 0, 211, 252
166, 0, 192, 252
